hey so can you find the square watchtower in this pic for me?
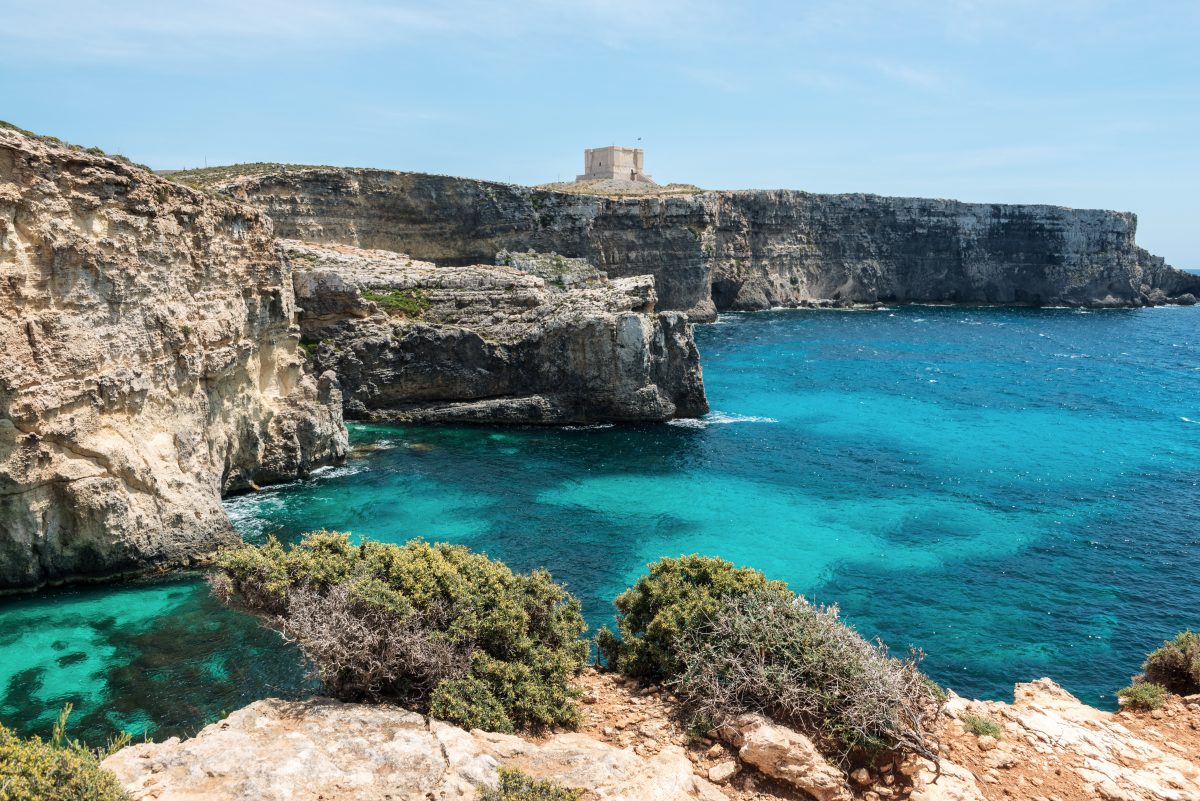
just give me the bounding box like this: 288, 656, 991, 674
577, 146, 655, 184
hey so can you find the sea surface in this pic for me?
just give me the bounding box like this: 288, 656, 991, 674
3, 304, 1199, 744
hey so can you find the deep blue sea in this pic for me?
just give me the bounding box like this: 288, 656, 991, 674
3, 304, 1198, 743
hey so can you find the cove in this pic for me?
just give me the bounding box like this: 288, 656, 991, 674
2, 305, 1198, 744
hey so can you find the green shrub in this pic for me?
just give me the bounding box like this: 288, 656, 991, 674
596, 555, 785, 680
1117, 682, 1168, 710
361, 288, 430, 316
671, 587, 943, 761
960, 713, 1003, 738
0, 705, 131, 801
1142, 631, 1200, 695
479, 767, 582, 801
211, 532, 588, 732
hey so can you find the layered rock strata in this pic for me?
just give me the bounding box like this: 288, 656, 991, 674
0, 129, 347, 592
287, 240, 708, 424
202, 167, 1200, 319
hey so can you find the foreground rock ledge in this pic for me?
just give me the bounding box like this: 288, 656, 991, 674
104, 675, 1200, 801
103, 698, 725, 801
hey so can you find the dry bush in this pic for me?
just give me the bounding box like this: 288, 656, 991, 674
672, 588, 943, 762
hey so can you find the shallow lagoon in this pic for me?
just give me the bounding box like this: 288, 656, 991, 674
3, 306, 1198, 743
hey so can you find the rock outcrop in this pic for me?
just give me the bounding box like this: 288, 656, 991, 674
100, 673, 1200, 801
102, 697, 726, 801
196, 167, 1200, 318
287, 240, 708, 424
0, 129, 347, 592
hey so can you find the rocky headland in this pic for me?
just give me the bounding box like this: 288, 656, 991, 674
187, 166, 1200, 320
0, 127, 347, 592
102, 671, 1200, 801
288, 241, 707, 424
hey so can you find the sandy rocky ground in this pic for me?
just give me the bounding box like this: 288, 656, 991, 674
569, 670, 1200, 801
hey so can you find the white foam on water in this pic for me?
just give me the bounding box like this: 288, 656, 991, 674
562, 423, 616, 431
669, 411, 779, 429
1182, 417, 1199, 425
310, 464, 368, 479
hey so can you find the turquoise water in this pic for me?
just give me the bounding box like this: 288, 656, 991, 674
2, 305, 1198, 743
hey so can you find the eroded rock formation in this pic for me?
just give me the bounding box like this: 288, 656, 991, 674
287, 240, 708, 424
0, 129, 347, 592
201, 167, 1200, 319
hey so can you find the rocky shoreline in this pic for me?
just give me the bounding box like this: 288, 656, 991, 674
288, 241, 708, 425
101, 670, 1200, 801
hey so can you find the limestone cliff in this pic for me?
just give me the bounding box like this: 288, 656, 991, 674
195, 167, 1200, 319
287, 240, 708, 424
0, 129, 348, 592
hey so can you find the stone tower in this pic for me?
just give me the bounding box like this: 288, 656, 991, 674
577, 146, 656, 184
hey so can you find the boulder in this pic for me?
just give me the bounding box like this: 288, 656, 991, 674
723, 713, 853, 801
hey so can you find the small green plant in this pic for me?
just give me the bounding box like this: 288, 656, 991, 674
0, 704, 131, 801
596, 554, 784, 680
1117, 682, 1168, 710
1142, 631, 1200, 695
479, 767, 582, 801
960, 713, 1003, 738
361, 288, 430, 316
211, 532, 588, 733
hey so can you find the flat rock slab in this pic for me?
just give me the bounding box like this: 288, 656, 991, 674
103, 698, 725, 801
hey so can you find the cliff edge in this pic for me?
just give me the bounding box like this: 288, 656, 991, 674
0, 128, 348, 592
287, 240, 708, 424
188, 166, 1200, 319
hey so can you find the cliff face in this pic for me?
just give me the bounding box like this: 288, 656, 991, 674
287, 241, 707, 424
209, 168, 1199, 318
0, 130, 348, 592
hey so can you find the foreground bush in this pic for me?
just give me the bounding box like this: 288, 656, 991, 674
479, 767, 582, 801
673, 588, 943, 760
0, 706, 130, 801
1142, 630, 1200, 695
212, 532, 588, 733
1117, 682, 1168, 710
596, 555, 784, 680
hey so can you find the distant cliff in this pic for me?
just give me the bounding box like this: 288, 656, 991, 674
287, 241, 707, 424
0, 129, 347, 592
196, 167, 1200, 320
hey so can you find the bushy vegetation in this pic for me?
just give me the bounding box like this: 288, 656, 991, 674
599, 556, 942, 761
479, 767, 582, 801
672, 588, 943, 760
211, 532, 588, 733
361, 288, 430, 317
1141, 630, 1200, 695
1117, 682, 1168, 710
960, 713, 1003, 738
596, 555, 784, 680
0, 705, 131, 801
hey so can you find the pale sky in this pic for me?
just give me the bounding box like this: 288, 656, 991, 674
2, 0, 1197, 265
